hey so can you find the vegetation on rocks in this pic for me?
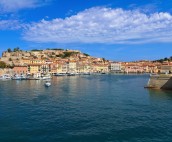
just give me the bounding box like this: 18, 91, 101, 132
0, 61, 7, 68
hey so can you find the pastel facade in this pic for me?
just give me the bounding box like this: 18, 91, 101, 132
161, 65, 172, 73
67, 61, 77, 73
13, 66, 28, 74
77, 63, 91, 73
110, 62, 121, 72
28, 64, 41, 74
92, 64, 109, 73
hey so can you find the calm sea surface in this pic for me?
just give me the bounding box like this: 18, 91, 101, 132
0, 74, 172, 142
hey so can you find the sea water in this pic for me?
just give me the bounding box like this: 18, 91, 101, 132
0, 74, 172, 142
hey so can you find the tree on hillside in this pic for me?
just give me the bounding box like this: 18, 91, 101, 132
170, 56, 172, 61
0, 61, 6, 68
83, 53, 90, 56
102, 58, 106, 62
7, 48, 12, 52
31, 49, 43, 51
164, 57, 168, 61
13, 47, 20, 52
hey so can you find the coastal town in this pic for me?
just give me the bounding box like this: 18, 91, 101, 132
0, 48, 172, 79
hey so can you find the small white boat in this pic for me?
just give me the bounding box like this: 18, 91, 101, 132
45, 81, 51, 87
0, 74, 11, 80
12, 74, 22, 80
36, 74, 52, 80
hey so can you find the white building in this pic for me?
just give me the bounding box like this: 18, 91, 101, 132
110, 62, 121, 72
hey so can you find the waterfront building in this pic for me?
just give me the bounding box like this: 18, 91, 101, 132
50, 63, 58, 74
92, 64, 109, 73
13, 66, 28, 75
0, 68, 13, 76
41, 64, 51, 74
77, 63, 91, 73
160, 65, 172, 74
61, 63, 68, 73
67, 61, 77, 73
110, 62, 121, 72
124, 63, 144, 73
28, 64, 41, 74
147, 64, 158, 73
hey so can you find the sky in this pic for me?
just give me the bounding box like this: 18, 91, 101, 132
0, 0, 172, 61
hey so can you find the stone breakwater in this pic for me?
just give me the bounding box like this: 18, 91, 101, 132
146, 74, 172, 90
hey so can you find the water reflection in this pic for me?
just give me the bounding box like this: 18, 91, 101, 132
148, 89, 172, 101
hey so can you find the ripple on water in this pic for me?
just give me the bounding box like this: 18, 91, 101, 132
0, 75, 172, 142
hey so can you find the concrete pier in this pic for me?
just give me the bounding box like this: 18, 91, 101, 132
146, 74, 172, 90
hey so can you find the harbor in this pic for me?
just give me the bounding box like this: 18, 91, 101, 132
1, 74, 172, 142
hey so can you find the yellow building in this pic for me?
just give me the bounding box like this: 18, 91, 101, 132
67, 61, 77, 73
77, 64, 91, 73
92, 64, 109, 73
28, 64, 41, 74
57, 63, 63, 73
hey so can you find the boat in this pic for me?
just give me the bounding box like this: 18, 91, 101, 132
0, 74, 11, 80
54, 73, 66, 76
101, 72, 106, 74
20, 74, 27, 80
45, 81, 51, 87
35, 74, 52, 80
83, 72, 91, 75
67, 73, 76, 76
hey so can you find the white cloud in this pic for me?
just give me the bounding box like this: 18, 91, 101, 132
0, 20, 21, 30
0, 0, 50, 12
23, 7, 172, 44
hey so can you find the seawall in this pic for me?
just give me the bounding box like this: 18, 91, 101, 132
146, 75, 172, 90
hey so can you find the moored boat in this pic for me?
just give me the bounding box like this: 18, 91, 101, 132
44, 81, 51, 87
67, 73, 76, 76
54, 73, 67, 76
0, 74, 11, 80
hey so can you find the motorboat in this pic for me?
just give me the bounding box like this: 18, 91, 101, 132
67, 73, 76, 76
35, 74, 52, 80
45, 81, 51, 87
54, 73, 66, 76
12, 74, 22, 80
0, 74, 11, 80
83, 72, 91, 75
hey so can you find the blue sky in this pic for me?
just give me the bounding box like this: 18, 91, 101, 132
0, 0, 172, 61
